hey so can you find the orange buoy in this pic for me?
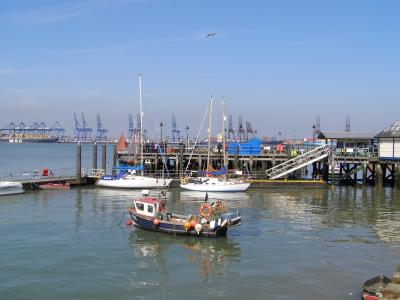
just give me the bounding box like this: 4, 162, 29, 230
126, 219, 133, 226
184, 221, 192, 231
153, 218, 160, 226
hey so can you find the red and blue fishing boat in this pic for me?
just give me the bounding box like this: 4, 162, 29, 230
128, 191, 241, 237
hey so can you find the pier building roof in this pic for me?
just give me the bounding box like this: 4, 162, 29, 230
318, 131, 376, 140
375, 121, 400, 138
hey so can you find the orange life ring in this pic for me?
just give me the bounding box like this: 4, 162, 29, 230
42, 168, 49, 177
199, 203, 212, 218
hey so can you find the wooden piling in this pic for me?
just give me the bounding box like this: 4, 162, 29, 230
395, 164, 400, 189
234, 146, 239, 169
76, 143, 82, 182
102, 144, 107, 172
92, 143, 97, 170
363, 161, 367, 185
179, 144, 184, 177
112, 144, 117, 177
376, 163, 383, 186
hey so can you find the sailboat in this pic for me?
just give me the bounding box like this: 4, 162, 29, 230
96, 75, 172, 189
180, 97, 250, 192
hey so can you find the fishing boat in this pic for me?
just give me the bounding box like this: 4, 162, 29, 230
180, 97, 250, 192
96, 74, 172, 189
0, 181, 24, 196
362, 274, 391, 299
128, 191, 242, 237
38, 182, 70, 190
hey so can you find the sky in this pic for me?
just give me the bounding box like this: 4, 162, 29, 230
1, 0, 399, 140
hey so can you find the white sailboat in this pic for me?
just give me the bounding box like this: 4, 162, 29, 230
96, 75, 172, 189
180, 97, 250, 192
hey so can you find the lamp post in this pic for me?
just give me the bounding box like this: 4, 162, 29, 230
160, 122, 163, 153
185, 125, 189, 151
312, 124, 316, 148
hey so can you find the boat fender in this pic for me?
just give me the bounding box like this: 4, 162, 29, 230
126, 220, 133, 226
195, 223, 203, 235
184, 221, 192, 231
153, 218, 160, 226
210, 220, 215, 230
221, 219, 228, 227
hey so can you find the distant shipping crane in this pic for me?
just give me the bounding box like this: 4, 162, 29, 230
96, 114, 108, 141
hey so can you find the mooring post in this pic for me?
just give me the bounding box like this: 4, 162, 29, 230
175, 153, 179, 176
362, 161, 367, 185
112, 144, 117, 177
395, 164, 400, 189
375, 163, 383, 187
92, 143, 97, 170
330, 156, 335, 185
234, 146, 239, 169
76, 143, 82, 182
179, 144, 184, 178
102, 144, 107, 173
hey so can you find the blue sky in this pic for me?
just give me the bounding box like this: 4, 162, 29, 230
1, 0, 399, 140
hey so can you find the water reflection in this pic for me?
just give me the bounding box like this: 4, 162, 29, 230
129, 229, 241, 282
180, 190, 251, 210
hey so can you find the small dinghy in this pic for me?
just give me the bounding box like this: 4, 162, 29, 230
128, 191, 241, 237
362, 274, 391, 299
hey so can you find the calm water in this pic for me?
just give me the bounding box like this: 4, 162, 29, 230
1, 144, 400, 299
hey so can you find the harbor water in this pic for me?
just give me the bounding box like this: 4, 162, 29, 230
1, 144, 400, 299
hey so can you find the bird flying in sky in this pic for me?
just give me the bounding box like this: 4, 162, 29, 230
205, 32, 216, 38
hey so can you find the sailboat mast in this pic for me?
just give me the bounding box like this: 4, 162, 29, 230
222, 97, 227, 171
206, 96, 213, 169
139, 74, 144, 176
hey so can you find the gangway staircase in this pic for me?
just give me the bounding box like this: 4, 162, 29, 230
266, 145, 332, 179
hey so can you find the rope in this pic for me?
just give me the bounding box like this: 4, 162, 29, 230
184, 103, 209, 175
118, 209, 126, 226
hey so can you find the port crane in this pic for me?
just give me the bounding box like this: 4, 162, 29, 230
96, 114, 108, 141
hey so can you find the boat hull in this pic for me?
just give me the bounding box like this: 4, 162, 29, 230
38, 183, 70, 190
129, 212, 228, 237
0, 181, 24, 196
96, 176, 172, 189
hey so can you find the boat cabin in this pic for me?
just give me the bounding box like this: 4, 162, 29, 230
133, 196, 166, 218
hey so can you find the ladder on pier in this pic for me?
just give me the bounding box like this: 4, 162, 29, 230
266, 145, 332, 179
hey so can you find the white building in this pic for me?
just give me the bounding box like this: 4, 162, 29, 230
375, 120, 400, 160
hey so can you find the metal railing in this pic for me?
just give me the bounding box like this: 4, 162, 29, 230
266, 145, 332, 179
